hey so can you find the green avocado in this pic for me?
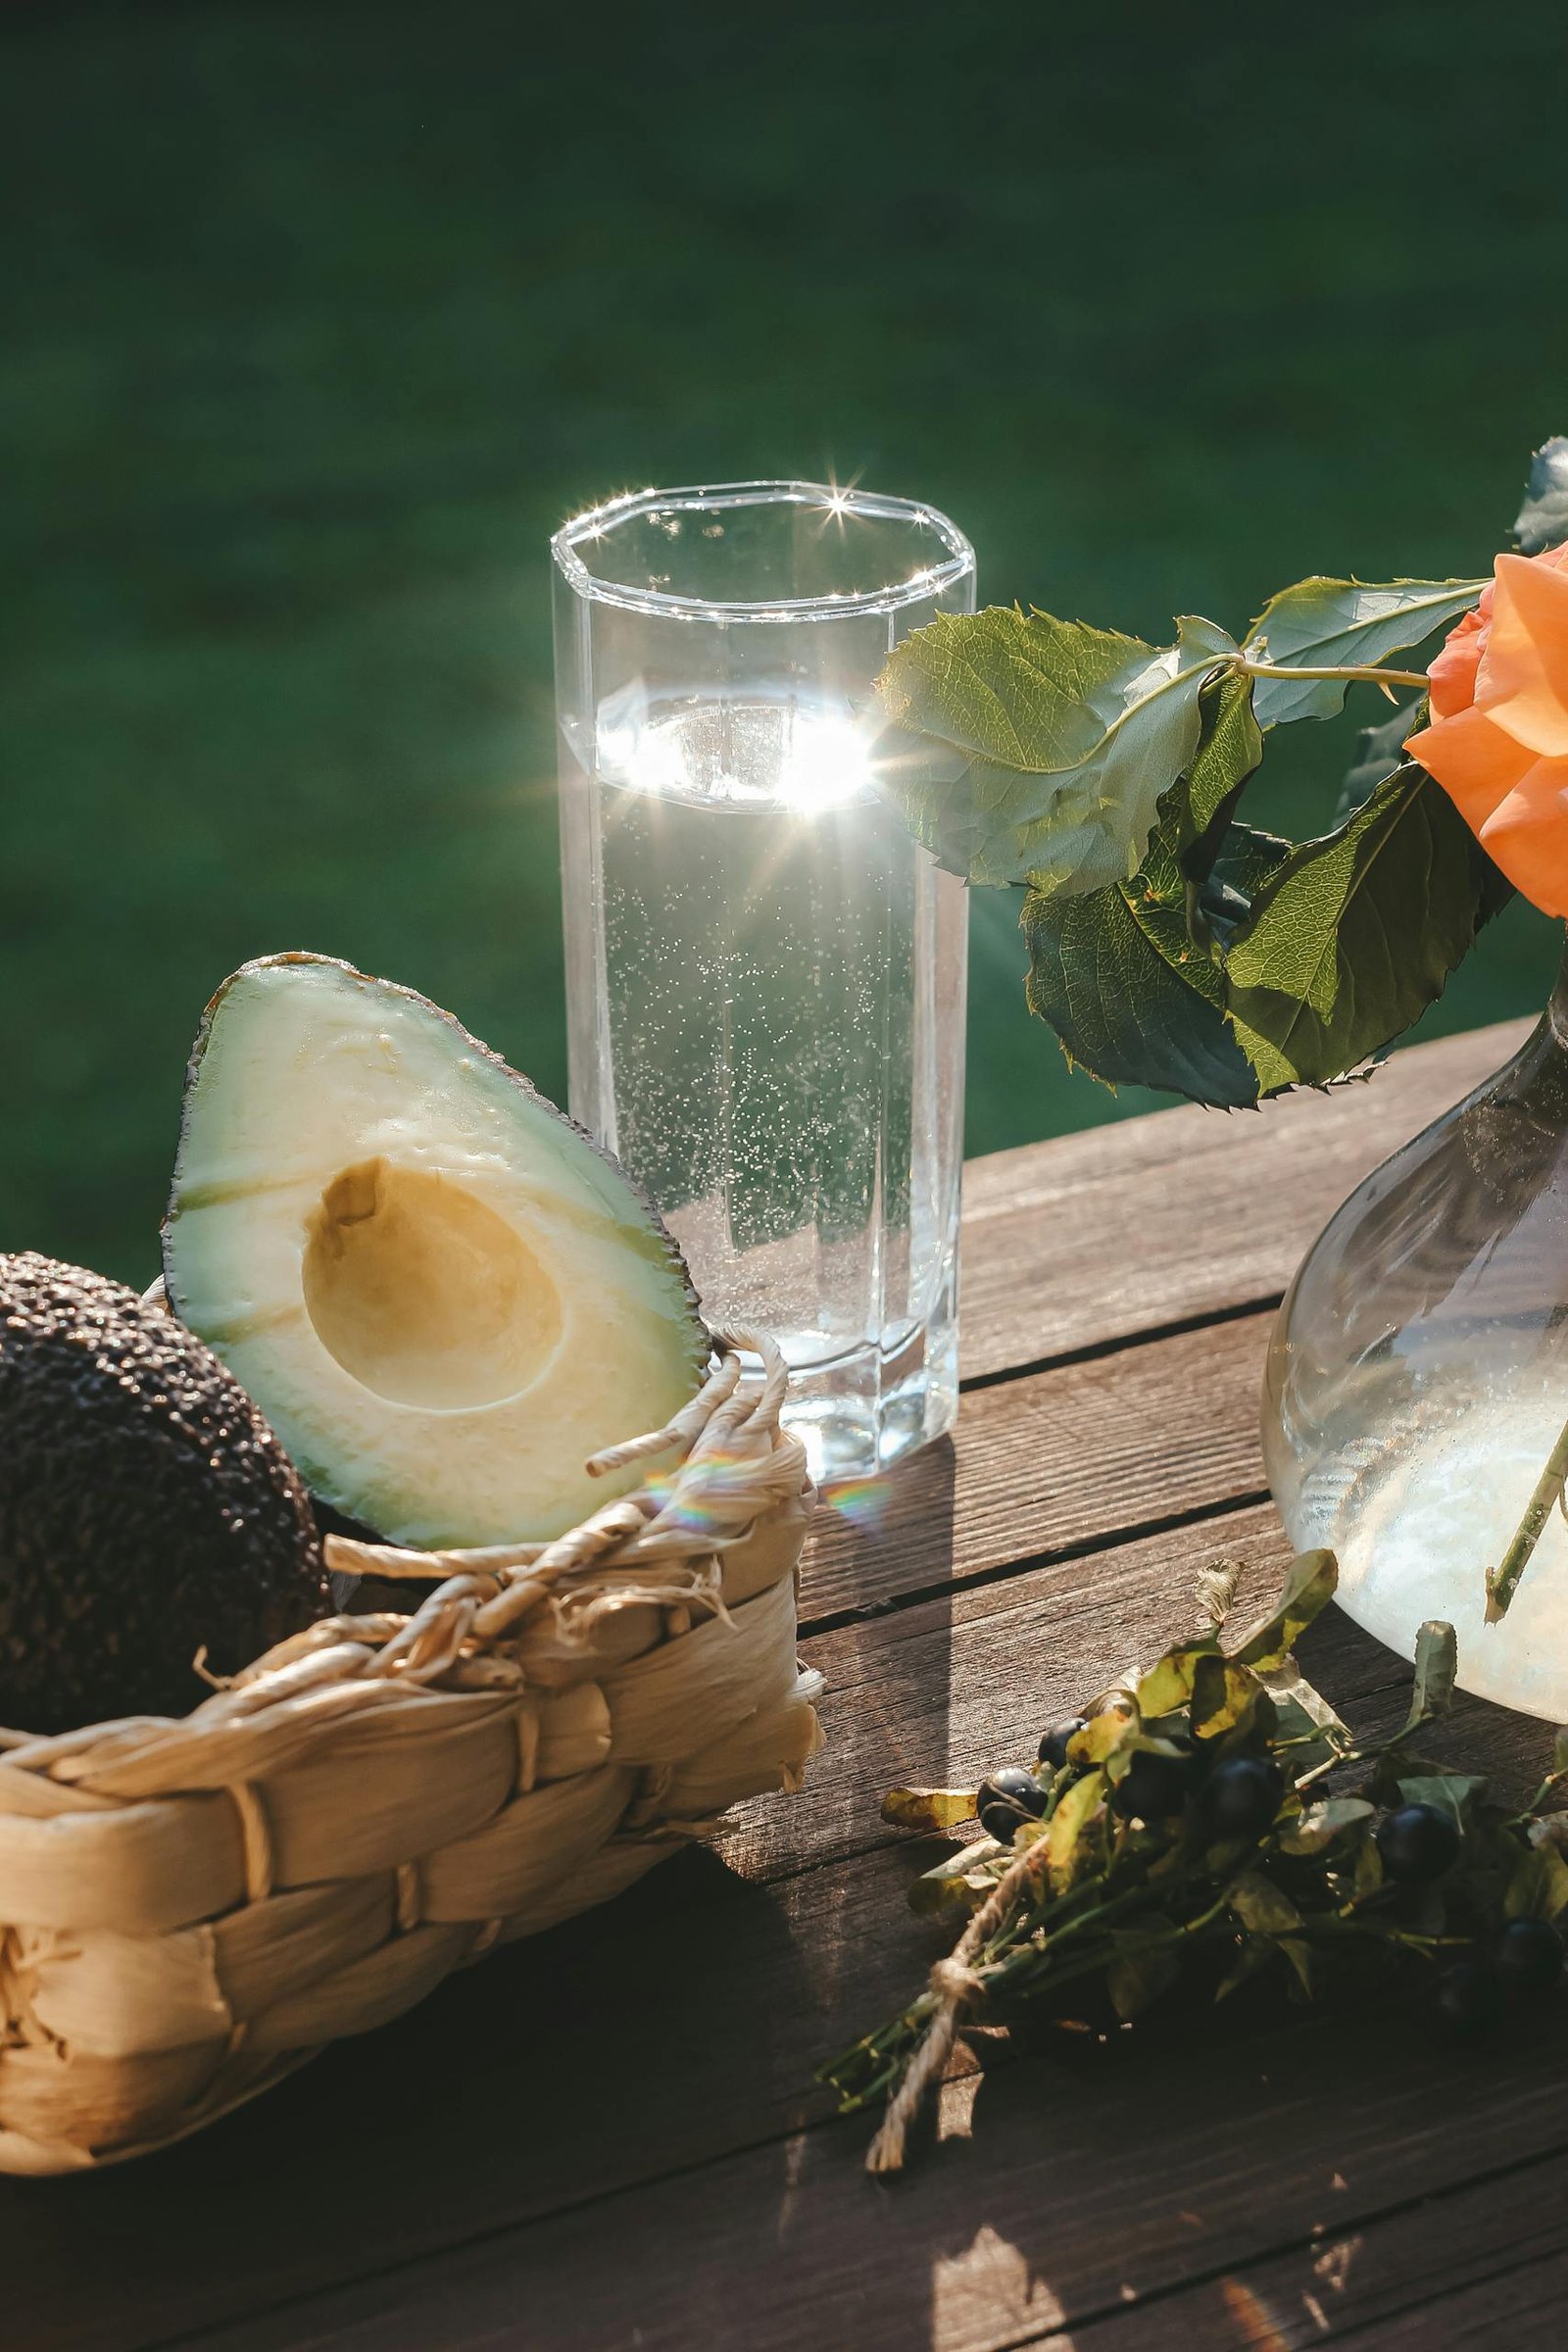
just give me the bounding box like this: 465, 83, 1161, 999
0, 1252, 328, 1735
163, 955, 709, 1548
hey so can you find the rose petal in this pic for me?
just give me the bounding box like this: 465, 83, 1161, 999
1405, 703, 1535, 830
1476, 757, 1568, 918
1477, 554, 1568, 756
1427, 591, 1493, 719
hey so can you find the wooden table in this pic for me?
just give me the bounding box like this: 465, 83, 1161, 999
9, 1015, 1565, 2352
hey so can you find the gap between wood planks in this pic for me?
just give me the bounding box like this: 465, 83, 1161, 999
956, 1291, 1285, 1398
798, 1486, 1275, 1641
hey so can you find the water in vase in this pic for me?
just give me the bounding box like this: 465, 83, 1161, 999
1270, 1331, 1568, 1722
559, 686, 966, 1481
1263, 989, 1568, 1723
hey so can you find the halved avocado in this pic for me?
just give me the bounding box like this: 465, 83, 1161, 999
164, 955, 709, 1547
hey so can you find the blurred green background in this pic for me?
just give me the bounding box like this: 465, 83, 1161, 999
5, 0, 1566, 1287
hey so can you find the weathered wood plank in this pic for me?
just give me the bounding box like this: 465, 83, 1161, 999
175, 1982, 1568, 2352
960, 1018, 1528, 1382
7, 1506, 1551, 2352
0, 1515, 1287, 2352
740, 1506, 1292, 1881
1051, 2144, 1568, 2350
800, 1308, 1272, 1628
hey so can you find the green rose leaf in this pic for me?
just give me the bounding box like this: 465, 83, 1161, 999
1222, 762, 1490, 1095
878, 570, 1506, 1113
1195, 819, 1296, 953
1019, 665, 1275, 1102
1335, 702, 1517, 924
1022, 835, 1260, 1105
878, 607, 1235, 899
1165, 665, 1266, 877
1243, 576, 1487, 726
1020, 672, 1288, 1105
1026, 753, 1492, 1104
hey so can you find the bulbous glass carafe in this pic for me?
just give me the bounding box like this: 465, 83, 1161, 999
1263, 947, 1568, 1719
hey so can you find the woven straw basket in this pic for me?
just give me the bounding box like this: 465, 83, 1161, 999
0, 1332, 819, 2176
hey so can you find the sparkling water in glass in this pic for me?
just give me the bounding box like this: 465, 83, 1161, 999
553, 481, 973, 1481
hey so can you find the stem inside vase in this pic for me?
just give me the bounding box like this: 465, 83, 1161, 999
1262, 926, 1568, 1717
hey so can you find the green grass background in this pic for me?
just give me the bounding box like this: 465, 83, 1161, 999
5, 0, 1566, 1287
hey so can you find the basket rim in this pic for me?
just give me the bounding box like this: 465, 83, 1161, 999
0, 1330, 810, 1784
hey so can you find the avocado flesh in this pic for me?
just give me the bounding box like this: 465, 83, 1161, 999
0, 1252, 326, 1735
164, 956, 709, 1548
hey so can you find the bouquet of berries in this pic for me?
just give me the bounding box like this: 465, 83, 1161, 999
823, 1551, 1568, 2173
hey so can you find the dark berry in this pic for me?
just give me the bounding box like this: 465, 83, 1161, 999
1038, 1717, 1086, 1770
976, 1767, 1047, 1844
1112, 1747, 1194, 1821
1203, 1755, 1284, 1839
1496, 1917, 1565, 1996
977, 1767, 1047, 1818
1376, 1803, 1461, 1885
1433, 1960, 1504, 2039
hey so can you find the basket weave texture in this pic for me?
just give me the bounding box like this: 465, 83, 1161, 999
0, 1333, 819, 2176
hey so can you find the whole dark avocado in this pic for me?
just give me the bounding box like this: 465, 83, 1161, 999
0, 1251, 328, 1734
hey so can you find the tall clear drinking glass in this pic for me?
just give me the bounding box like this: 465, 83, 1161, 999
552, 481, 974, 1482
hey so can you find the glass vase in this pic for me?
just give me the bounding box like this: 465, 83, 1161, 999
552, 481, 975, 1484
1263, 944, 1568, 1718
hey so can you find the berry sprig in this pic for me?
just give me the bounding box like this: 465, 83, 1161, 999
821, 1550, 1568, 2173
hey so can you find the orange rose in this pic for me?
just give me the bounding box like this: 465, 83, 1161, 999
1405, 540, 1568, 916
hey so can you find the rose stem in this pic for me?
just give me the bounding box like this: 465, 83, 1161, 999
1234, 661, 1430, 688
1486, 1407, 1568, 1623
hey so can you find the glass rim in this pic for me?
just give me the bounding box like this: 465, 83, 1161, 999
551, 479, 975, 623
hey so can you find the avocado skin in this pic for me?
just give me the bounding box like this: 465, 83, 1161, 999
0, 1252, 329, 1735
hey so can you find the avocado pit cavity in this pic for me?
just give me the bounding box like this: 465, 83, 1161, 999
303, 1157, 562, 1409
